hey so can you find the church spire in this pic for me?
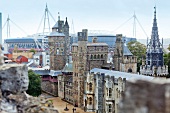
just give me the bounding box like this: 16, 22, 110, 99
151, 6, 160, 49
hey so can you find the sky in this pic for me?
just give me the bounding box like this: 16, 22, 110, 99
0, 0, 170, 40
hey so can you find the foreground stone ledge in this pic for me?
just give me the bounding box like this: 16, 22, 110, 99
119, 78, 170, 113
0, 64, 58, 113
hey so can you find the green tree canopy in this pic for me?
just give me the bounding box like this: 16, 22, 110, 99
26, 70, 41, 97
127, 41, 147, 72
127, 41, 147, 60
29, 49, 36, 54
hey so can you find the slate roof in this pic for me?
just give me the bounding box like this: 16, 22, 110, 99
52, 22, 58, 28
123, 44, 133, 56
72, 43, 108, 46
90, 68, 155, 81
49, 70, 62, 76
33, 70, 50, 76
62, 63, 73, 73
48, 32, 65, 37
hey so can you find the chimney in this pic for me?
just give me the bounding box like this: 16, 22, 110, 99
92, 37, 97, 43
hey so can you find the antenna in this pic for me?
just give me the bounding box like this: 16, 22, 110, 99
133, 11, 136, 38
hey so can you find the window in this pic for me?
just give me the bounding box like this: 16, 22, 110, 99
97, 54, 100, 59
89, 83, 92, 91
89, 97, 92, 105
101, 54, 103, 59
108, 104, 112, 112
57, 48, 59, 54
109, 88, 112, 97
91, 55, 93, 59
94, 55, 96, 59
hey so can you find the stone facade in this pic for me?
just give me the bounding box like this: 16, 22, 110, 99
72, 29, 108, 107
119, 79, 170, 113
48, 15, 69, 70
140, 7, 168, 76
84, 70, 126, 113
41, 81, 58, 96
113, 34, 137, 73
84, 68, 155, 113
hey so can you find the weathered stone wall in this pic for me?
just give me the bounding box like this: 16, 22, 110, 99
0, 64, 59, 113
119, 79, 170, 113
41, 81, 58, 96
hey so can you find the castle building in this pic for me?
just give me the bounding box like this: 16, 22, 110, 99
113, 34, 137, 73
72, 29, 108, 107
48, 15, 69, 70
84, 68, 154, 113
140, 7, 168, 76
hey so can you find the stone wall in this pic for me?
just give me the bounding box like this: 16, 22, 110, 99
0, 64, 58, 113
41, 81, 58, 96
119, 79, 170, 113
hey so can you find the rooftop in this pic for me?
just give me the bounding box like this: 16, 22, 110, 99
48, 32, 65, 37
90, 68, 155, 81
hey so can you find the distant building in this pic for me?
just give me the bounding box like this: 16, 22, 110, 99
84, 68, 154, 113
113, 34, 137, 73
33, 52, 50, 67
48, 15, 69, 70
140, 7, 168, 76
72, 34, 136, 50
16, 55, 28, 63
72, 29, 108, 107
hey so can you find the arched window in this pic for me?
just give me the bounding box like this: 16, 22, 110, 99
89, 97, 92, 105
94, 55, 96, 59
91, 55, 93, 59
128, 68, 132, 73
109, 88, 112, 97
101, 54, 103, 59
97, 54, 100, 59
89, 83, 92, 91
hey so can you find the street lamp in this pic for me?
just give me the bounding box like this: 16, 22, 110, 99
72, 107, 76, 113
64, 103, 69, 111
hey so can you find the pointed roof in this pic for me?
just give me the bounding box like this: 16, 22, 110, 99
148, 6, 161, 49
64, 17, 69, 27
52, 22, 58, 28
123, 43, 133, 56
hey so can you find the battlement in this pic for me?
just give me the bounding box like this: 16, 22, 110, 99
140, 65, 168, 76
123, 56, 137, 63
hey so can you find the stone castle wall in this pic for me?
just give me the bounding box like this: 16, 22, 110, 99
119, 79, 170, 113
41, 81, 58, 96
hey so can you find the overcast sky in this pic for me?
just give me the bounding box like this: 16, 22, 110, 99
0, 0, 170, 39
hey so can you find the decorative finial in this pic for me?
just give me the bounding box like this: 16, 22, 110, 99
58, 12, 60, 21
154, 6, 156, 19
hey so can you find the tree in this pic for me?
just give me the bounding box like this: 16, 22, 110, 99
127, 41, 147, 72
26, 70, 41, 96
29, 49, 36, 54
164, 45, 170, 76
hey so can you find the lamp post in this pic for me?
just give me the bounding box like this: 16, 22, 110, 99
64, 103, 69, 111
72, 107, 76, 113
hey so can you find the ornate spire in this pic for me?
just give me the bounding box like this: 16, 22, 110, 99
150, 6, 160, 49
145, 7, 164, 68
65, 17, 69, 27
